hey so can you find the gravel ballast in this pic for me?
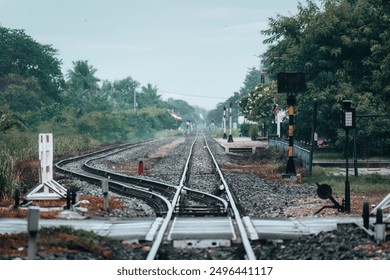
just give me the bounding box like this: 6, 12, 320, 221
4, 134, 387, 260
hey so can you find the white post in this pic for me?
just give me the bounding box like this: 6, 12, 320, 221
25, 133, 67, 200
39, 134, 53, 190
276, 110, 286, 137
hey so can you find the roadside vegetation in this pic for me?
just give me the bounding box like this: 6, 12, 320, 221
209, 0, 390, 200
0, 26, 205, 199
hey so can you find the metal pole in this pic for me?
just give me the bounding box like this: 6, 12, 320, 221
353, 128, 358, 176
229, 104, 232, 135
285, 94, 296, 176
309, 99, 317, 176
223, 106, 227, 139
345, 129, 351, 213
228, 103, 234, 142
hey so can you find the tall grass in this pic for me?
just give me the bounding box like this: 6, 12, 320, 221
0, 129, 101, 200
54, 134, 99, 157
0, 148, 18, 198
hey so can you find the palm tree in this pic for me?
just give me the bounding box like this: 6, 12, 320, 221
67, 60, 100, 97
140, 83, 161, 107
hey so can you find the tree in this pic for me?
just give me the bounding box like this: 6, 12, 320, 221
65, 60, 109, 113
0, 26, 64, 101
167, 99, 201, 127
0, 105, 25, 132
0, 74, 42, 113
259, 0, 390, 151
101, 77, 140, 111
67, 60, 100, 96
139, 83, 163, 108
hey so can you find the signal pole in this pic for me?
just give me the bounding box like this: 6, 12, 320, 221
228, 102, 234, 142
223, 106, 227, 139
285, 94, 296, 175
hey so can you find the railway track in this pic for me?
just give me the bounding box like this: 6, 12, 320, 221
54, 133, 257, 260
55, 141, 173, 216
1, 134, 388, 260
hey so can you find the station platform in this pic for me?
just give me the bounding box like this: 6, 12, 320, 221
214, 137, 267, 153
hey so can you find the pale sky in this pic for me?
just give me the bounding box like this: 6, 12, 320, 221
0, 0, 303, 110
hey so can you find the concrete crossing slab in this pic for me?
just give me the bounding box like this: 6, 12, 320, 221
0, 216, 365, 242
0, 218, 158, 241
250, 217, 363, 239
168, 217, 236, 240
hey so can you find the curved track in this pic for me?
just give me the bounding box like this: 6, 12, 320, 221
55, 134, 256, 260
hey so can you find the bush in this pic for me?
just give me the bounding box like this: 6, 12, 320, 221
249, 125, 259, 140
240, 124, 250, 137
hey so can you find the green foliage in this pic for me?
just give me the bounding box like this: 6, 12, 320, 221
0, 105, 25, 132
0, 26, 208, 201
101, 76, 140, 111
0, 129, 37, 160
0, 74, 43, 113
0, 26, 64, 100
240, 123, 251, 137
247, 0, 390, 156
54, 135, 97, 157
67, 60, 100, 93
0, 148, 17, 198
167, 99, 202, 126
126, 108, 181, 141
248, 125, 260, 140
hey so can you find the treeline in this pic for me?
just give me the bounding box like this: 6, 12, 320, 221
239, 0, 390, 157
0, 26, 206, 143
0, 26, 203, 197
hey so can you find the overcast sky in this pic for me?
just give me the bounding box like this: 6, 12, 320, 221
0, 0, 303, 110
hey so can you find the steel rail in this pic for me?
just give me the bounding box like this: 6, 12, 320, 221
55, 136, 230, 259
83, 151, 227, 209
146, 134, 199, 260
182, 187, 228, 211
203, 135, 257, 260
56, 160, 171, 215
55, 143, 172, 215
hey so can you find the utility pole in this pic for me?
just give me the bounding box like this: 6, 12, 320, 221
134, 91, 137, 112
